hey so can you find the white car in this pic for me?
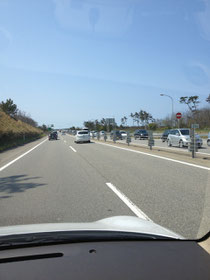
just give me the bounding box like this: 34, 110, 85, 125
167, 128, 203, 148
120, 131, 127, 139
90, 131, 97, 137
75, 130, 91, 143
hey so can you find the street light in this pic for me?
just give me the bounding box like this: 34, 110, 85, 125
160, 93, 174, 127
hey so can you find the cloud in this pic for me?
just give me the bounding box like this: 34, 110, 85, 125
196, 0, 210, 41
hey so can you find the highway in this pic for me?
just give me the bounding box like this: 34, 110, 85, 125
0, 133, 209, 239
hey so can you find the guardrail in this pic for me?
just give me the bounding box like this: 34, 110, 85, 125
88, 132, 210, 159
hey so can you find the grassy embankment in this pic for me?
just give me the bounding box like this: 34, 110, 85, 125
0, 110, 44, 152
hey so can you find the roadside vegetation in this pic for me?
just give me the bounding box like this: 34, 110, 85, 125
0, 99, 47, 152
81, 95, 210, 133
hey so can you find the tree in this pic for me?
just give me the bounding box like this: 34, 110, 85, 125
124, 116, 128, 126
83, 121, 95, 131
39, 124, 48, 132
121, 117, 125, 127
134, 112, 140, 126
130, 113, 135, 126
206, 94, 210, 104
148, 123, 157, 130
100, 118, 106, 126
0, 98, 18, 117
16, 110, 38, 127
139, 110, 154, 128
179, 96, 200, 115
121, 116, 127, 127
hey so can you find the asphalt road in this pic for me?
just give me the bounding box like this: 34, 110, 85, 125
0, 134, 209, 239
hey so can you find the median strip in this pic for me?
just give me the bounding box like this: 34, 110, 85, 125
97, 142, 210, 171
106, 183, 151, 221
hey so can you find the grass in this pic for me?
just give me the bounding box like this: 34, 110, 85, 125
0, 110, 44, 152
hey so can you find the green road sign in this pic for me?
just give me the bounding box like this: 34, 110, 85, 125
191, 124, 199, 129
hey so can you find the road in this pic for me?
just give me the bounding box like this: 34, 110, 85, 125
0, 133, 209, 239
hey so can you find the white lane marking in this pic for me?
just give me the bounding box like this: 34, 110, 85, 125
96, 142, 210, 171
0, 138, 48, 172
69, 146, 77, 153
106, 183, 151, 221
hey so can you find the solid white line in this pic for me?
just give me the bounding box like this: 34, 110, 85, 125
106, 183, 151, 221
96, 142, 210, 171
0, 138, 48, 172
69, 146, 77, 153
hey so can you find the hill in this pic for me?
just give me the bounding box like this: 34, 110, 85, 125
0, 110, 43, 152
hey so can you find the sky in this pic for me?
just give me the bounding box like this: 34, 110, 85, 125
0, 0, 210, 128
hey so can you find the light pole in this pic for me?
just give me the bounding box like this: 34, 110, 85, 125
160, 93, 174, 127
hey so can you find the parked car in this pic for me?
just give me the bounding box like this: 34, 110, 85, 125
161, 129, 171, 142
48, 131, 58, 140
207, 132, 210, 146
75, 130, 91, 143
134, 129, 148, 140
110, 130, 123, 140
100, 131, 105, 136
167, 129, 203, 148
90, 131, 97, 137
120, 131, 127, 139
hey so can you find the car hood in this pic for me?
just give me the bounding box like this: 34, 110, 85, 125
0, 216, 183, 239
182, 135, 190, 139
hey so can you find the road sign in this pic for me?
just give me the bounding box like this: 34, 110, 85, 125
148, 139, 155, 145
148, 131, 154, 150
126, 132, 131, 146
104, 133, 107, 142
176, 112, 182, 119
188, 144, 198, 152
191, 124, 199, 129
106, 118, 115, 126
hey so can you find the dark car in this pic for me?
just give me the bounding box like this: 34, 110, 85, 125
48, 131, 58, 140
207, 132, 210, 146
161, 129, 171, 142
134, 129, 148, 140
110, 130, 123, 140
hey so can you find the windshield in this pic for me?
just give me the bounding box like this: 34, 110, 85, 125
78, 131, 89, 135
0, 0, 209, 241
180, 130, 190, 136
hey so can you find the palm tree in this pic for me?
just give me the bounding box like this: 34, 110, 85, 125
124, 116, 128, 126
206, 94, 210, 104
134, 112, 140, 127
121, 117, 125, 126
130, 113, 134, 126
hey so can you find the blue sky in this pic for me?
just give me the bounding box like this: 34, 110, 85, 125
0, 0, 210, 127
